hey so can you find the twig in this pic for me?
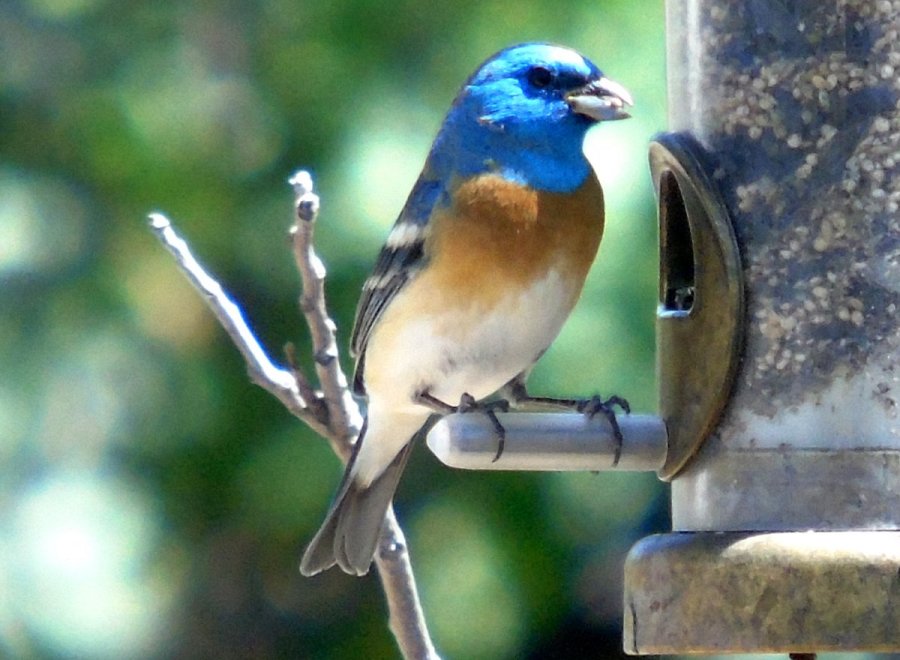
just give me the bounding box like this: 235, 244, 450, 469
288, 172, 362, 458
147, 212, 330, 440
286, 172, 437, 659
378, 509, 439, 660
147, 170, 439, 660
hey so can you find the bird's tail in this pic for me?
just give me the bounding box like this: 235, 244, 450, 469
300, 422, 415, 576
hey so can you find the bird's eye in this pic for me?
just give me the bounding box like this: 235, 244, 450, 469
527, 66, 553, 89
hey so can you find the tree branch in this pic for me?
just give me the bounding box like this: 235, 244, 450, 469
288, 171, 362, 458
147, 171, 439, 659
147, 212, 331, 439
378, 509, 439, 660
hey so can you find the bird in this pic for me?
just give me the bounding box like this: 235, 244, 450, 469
300, 42, 632, 576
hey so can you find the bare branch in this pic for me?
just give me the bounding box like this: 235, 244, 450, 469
147, 171, 439, 659
147, 212, 330, 438
288, 171, 362, 458
286, 171, 438, 659
377, 510, 440, 660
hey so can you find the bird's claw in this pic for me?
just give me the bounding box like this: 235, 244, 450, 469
575, 394, 631, 418
574, 394, 630, 467
504, 382, 630, 467
415, 390, 510, 461
457, 393, 509, 462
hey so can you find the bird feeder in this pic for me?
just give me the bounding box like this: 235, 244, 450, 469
625, 0, 900, 654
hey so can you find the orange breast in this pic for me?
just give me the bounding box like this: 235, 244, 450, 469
423, 172, 605, 311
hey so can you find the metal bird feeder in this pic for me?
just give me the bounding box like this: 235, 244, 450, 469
625, 0, 900, 654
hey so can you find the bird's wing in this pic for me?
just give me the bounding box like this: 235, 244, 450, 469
350, 175, 445, 394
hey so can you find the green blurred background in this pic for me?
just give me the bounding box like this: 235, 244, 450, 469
0, 1, 827, 659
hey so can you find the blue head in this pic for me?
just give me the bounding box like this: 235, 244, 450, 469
429, 43, 632, 193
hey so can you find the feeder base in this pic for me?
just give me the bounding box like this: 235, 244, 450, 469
624, 531, 900, 655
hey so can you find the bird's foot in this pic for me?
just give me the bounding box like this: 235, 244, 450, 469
504, 380, 630, 466
574, 395, 631, 464
415, 391, 510, 461
458, 394, 510, 461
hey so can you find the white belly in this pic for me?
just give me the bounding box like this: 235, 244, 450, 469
362, 270, 578, 412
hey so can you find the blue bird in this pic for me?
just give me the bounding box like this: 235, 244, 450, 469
301, 43, 632, 576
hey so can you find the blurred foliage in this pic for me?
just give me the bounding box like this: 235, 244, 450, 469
0, 0, 675, 657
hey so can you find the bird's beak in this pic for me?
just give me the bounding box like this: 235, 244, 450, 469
566, 76, 633, 121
